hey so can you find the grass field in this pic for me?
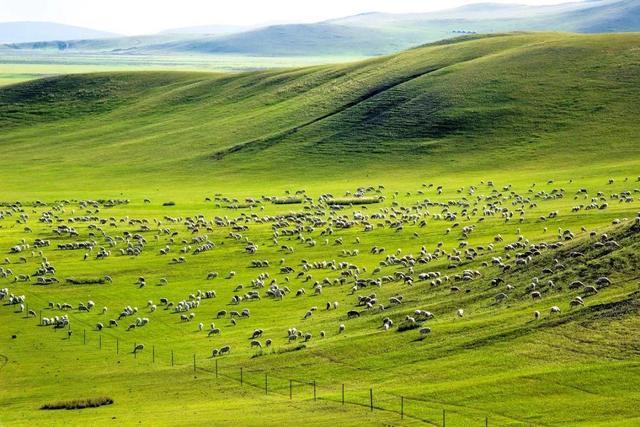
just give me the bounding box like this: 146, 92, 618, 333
0, 51, 367, 88
1, 32, 640, 426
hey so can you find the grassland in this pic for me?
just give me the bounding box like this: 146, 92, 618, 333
0, 51, 367, 88
1, 32, 640, 426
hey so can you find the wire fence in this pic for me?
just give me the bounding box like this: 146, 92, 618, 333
53, 324, 499, 426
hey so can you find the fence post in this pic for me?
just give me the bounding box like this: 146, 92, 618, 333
313, 380, 316, 401
240, 367, 243, 386
289, 380, 292, 400
116, 337, 119, 354
99, 335, 102, 350
370, 388, 373, 411
265, 373, 268, 395
342, 384, 344, 405
83, 329, 86, 345
486, 416, 488, 427
215, 359, 218, 378
401, 396, 404, 419
134, 342, 137, 359
171, 350, 174, 366
443, 409, 446, 427
193, 354, 196, 373
153, 345, 155, 363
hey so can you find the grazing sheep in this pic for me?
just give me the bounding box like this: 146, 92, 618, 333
347, 310, 360, 319
96, 322, 104, 331
198, 322, 204, 331
570, 297, 584, 307
583, 285, 598, 295
265, 339, 272, 347
550, 306, 561, 314
456, 308, 464, 318
534, 311, 541, 320
250, 340, 262, 348
133, 343, 144, 353
419, 327, 432, 335
338, 324, 345, 334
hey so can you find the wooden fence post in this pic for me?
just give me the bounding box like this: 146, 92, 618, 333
370, 388, 373, 411
313, 380, 317, 401
401, 396, 404, 419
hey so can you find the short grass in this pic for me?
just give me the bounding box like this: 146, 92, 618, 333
1, 32, 640, 426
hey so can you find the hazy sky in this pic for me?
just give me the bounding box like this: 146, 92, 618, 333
1, 0, 578, 34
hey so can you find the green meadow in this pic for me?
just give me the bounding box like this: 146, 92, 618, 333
1, 32, 640, 426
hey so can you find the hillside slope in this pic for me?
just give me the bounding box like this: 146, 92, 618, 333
0, 33, 638, 196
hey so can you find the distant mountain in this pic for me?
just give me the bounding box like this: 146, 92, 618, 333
3, 0, 640, 56
160, 24, 257, 36
0, 21, 118, 44
135, 24, 412, 56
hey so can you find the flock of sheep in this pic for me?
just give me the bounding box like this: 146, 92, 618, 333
1, 177, 639, 360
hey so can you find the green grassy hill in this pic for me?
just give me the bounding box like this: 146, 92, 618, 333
1, 32, 640, 426
0, 32, 638, 197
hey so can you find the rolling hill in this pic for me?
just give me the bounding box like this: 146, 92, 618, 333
0, 32, 638, 196
0, 21, 118, 44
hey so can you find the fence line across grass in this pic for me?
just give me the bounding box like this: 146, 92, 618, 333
65, 327, 498, 426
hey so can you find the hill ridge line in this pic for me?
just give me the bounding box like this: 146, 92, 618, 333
210, 66, 443, 160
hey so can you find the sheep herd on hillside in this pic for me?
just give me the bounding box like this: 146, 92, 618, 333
1, 177, 639, 359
